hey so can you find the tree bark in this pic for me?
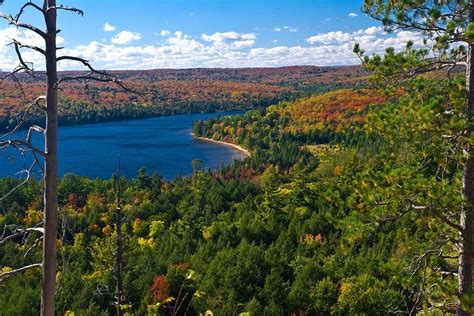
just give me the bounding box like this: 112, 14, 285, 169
116, 171, 124, 316
458, 2, 474, 315
41, 1, 58, 315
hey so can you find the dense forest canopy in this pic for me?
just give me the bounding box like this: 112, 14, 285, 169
1, 0, 473, 315
0, 66, 365, 130
0, 79, 467, 314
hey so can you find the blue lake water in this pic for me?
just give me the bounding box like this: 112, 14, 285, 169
0, 112, 245, 179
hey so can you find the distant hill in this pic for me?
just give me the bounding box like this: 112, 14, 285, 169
0, 66, 366, 129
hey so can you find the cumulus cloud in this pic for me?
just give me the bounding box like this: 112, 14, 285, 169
307, 31, 352, 45
0, 26, 431, 71
348, 12, 358, 17
160, 30, 171, 37
103, 23, 116, 32
111, 31, 141, 45
363, 26, 383, 35
306, 26, 427, 55
201, 31, 256, 49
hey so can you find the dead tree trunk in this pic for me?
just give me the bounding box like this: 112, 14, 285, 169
460, 61, 474, 312
458, 2, 474, 315
0, 2, 139, 314
115, 167, 124, 316
41, 1, 58, 315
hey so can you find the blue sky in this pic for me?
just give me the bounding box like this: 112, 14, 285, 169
0, 0, 427, 70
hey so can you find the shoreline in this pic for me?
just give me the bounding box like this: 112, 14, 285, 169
191, 134, 251, 157
1, 110, 247, 132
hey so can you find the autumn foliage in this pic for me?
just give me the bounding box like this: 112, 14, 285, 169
280, 88, 386, 131
0, 66, 366, 129
150, 275, 171, 303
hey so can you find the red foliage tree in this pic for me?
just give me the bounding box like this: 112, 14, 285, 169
150, 275, 171, 303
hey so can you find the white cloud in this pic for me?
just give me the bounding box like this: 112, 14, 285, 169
283, 26, 298, 32
306, 26, 429, 58
0, 27, 65, 70
364, 26, 383, 35
201, 31, 256, 49
111, 31, 141, 45
103, 23, 116, 32
274, 26, 298, 33
307, 31, 352, 45
174, 31, 184, 38
166, 31, 204, 53
160, 30, 171, 37
0, 26, 432, 71
348, 13, 358, 17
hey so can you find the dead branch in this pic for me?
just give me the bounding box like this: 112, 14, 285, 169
0, 96, 47, 161
10, 40, 35, 73
24, 236, 43, 257
0, 12, 46, 38
56, 73, 144, 97
0, 139, 45, 157
1, 69, 26, 97
0, 160, 39, 201
0, 263, 42, 283
56, 55, 145, 97
0, 227, 44, 247
57, 56, 109, 76
1, 96, 46, 139
430, 208, 464, 233
407, 199, 464, 233
408, 235, 453, 278
14, 2, 45, 22
0, 97, 46, 200
49, 5, 83, 16
12, 38, 46, 56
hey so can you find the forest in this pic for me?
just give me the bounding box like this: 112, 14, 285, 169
0, 76, 467, 314
0, 66, 365, 130
1, 0, 474, 315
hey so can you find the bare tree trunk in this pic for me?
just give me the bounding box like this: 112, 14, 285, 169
458, 3, 474, 315
115, 166, 124, 316
0, 2, 134, 314
41, 1, 58, 315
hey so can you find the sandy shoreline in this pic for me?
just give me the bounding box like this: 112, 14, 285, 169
191, 134, 251, 157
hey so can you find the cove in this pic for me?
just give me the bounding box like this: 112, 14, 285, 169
0, 111, 246, 179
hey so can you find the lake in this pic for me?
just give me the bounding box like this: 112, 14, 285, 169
0, 112, 246, 179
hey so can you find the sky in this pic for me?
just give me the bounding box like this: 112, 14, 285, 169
0, 0, 429, 70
